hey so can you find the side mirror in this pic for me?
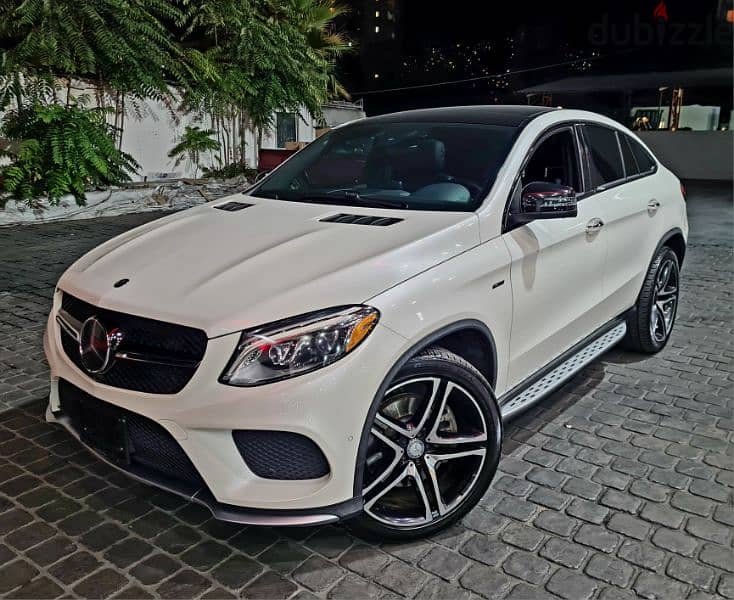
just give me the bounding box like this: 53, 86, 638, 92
510, 181, 578, 225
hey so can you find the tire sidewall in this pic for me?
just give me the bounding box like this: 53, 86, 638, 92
350, 349, 503, 541
638, 247, 680, 353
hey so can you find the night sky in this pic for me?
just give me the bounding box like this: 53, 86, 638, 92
340, 0, 732, 115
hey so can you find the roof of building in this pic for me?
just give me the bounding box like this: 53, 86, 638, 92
363, 105, 557, 127
518, 68, 733, 94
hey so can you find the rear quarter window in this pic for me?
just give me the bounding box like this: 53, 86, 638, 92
584, 124, 625, 188
627, 135, 657, 174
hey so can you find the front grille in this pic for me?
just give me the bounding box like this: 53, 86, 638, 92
58, 379, 204, 488
59, 292, 207, 394
233, 430, 330, 480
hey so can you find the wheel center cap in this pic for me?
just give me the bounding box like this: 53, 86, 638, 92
406, 439, 426, 459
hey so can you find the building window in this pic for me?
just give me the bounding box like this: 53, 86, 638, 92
276, 113, 297, 148
374, 25, 380, 33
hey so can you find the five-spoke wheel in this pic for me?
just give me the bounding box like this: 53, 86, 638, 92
351, 347, 502, 540
624, 245, 680, 353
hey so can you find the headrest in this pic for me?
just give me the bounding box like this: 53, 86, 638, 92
391, 139, 446, 173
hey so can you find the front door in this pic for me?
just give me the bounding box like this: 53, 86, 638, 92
503, 126, 608, 388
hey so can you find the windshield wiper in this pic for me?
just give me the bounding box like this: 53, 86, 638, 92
295, 191, 409, 210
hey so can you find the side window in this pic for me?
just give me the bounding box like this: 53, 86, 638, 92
618, 133, 639, 178
627, 135, 657, 174
584, 124, 624, 188
521, 128, 581, 192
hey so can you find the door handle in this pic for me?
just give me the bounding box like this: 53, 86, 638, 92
586, 218, 605, 233
647, 199, 661, 214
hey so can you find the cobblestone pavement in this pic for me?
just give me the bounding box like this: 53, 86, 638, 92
0, 183, 731, 599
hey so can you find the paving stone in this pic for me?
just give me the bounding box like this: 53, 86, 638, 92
304, 526, 354, 559
686, 515, 731, 544
6, 522, 55, 550
699, 543, 734, 572
72, 568, 128, 598
566, 498, 610, 524
546, 568, 598, 600
0, 559, 38, 594
25, 536, 77, 566
671, 490, 715, 516
375, 560, 427, 597
339, 545, 390, 578
459, 534, 513, 567
585, 554, 634, 587
719, 574, 734, 599
617, 540, 666, 571
48, 551, 100, 585
574, 524, 620, 553
418, 546, 466, 580
640, 502, 686, 528
243, 570, 299, 599
503, 551, 551, 585
328, 574, 382, 599
600, 490, 642, 514
460, 564, 515, 598
651, 528, 699, 557
666, 555, 715, 589
156, 569, 211, 599
418, 577, 471, 600
607, 513, 651, 541
494, 497, 537, 521
528, 486, 569, 510
179, 540, 231, 571
259, 541, 311, 574
103, 538, 153, 569
211, 555, 263, 589
533, 510, 577, 537
539, 538, 588, 569
130, 553, 181, 585
501, 522, 546, 551
292, 555, 344, 592
634, 572, 689, 600
462, 507, 508, 535
5, 576, 63, 599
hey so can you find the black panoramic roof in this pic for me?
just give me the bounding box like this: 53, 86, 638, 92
361, 105, 558, 128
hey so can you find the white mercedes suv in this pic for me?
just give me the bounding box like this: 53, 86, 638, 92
44, 106, 688, 539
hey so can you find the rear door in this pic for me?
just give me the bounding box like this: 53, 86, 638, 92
580, 124, 664, 319
503, 125, 608, 388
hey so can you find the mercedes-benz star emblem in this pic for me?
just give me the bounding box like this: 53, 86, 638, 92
79, 317, 123, 374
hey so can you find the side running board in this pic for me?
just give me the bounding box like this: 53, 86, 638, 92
500, 322, 627, 421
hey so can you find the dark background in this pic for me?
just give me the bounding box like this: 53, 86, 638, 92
337, 0, 733, 121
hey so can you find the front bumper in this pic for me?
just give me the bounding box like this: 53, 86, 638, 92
43, 291, 407, 520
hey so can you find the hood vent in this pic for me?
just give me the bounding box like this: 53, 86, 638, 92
214, 201, 253, 212
321, 213, 402, 227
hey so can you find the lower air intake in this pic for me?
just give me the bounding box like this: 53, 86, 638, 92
233, 430, 330, 480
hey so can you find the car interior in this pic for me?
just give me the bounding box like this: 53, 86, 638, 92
521, 129, 581, 192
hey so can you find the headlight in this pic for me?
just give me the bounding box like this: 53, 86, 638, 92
220, 306, 379, 386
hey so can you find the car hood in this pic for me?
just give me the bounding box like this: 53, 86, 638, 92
59, 195, 480, 337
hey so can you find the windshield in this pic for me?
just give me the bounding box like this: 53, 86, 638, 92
251, 121, 518, 211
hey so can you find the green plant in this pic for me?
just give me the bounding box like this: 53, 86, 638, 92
1, 103, 139, 204
0, 0, 210, 103
168, 126, 220, 178
202, 163, 258, 180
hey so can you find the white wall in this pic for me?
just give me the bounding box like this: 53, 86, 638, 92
631, 105, 722, 131
638, 131, 733, 181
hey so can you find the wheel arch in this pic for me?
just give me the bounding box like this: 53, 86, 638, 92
660, 228, 686, 267
352, 319, 498, 496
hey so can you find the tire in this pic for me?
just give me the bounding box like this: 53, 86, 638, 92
623, 246, 680, 354
349, 346, 502, 541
